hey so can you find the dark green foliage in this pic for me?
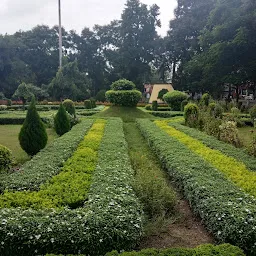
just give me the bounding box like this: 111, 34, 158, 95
0, 144, 12, 171
106, 244, 245, 256
63, 99, 76, 116
152, 101, 158, 111
200, 93, 211, 107
145, 104, 152, 110
157, 89, 169, 100
184, 103, 199, 127
19, 97, 48, 156
149, 111, 183, 118
181, 99, 189, 111
54, 104, 71, 136
163, 91, 188, 111
84, 100, 92, 109
106, 90, 142, 107
95, 90, 106, 102
111, 79, 136, 91
7, 99, 12, 106
250, 105, 256, 122
90, 98, 96, 108
214, 104, 224, 119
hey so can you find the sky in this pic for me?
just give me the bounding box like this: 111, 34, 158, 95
0, 0, 177, 36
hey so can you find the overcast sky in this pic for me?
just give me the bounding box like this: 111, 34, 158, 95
0, 0, 177, 36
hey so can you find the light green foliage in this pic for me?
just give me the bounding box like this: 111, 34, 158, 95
163, 91, 188, 111
19, 97, 48, 155
200, 93, 211, 107
137, 119, 256, 254
63, 99, 76, 116
0, 144, 12, 171
12, 82, 33, 105
145, 104, 151, 110
0, 119, 94, 192
54, 104, 71, 136
111, 79, 136, 91
106, 244, 245, 256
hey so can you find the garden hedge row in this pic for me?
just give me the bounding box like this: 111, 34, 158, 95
0, 119, 94, 192
0, 118, 143, 255
0, 120, 106, 209
5, 105, 96, 111
147, 111, 183, 118
0, 117, 51, 125
136, 119, 256, 255
106, 244, 245, 256
156, 121, 256, 197
169, 123, 256, 171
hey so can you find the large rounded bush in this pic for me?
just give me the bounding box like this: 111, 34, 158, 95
163, 90, 188, 111
95, 90, 106, 102
63, 99, 75, 116
184, 103, 199, 128
54, 103, 71, 136
106, 90, 142, 107
84, 100, 92, 109
111, 79, 136, 91
19, 97, 48, 156
0, 144, 12, 171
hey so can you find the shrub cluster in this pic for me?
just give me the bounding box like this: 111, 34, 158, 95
106, 79, 142, 107
156, 121, 256, 197
137, 119, 256, 255
0, 119, 94, 192
219, 120, 241, 147
0, 145, 12, 172
0, 120, 106, 209
0, 119, 143, 255
54, 104, 71, 136
163, 90, 188, 111
170, 123, 256, 171
148, 111, 183, 118
107, 244, 245, 256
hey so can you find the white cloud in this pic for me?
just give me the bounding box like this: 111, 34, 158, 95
0, 0, 177, 36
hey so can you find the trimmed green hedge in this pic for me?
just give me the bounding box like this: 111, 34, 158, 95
0, 119, 94, 192
106, 244, 245, 256
148, 111, 183, 118
136, 119, 256, 255
0, 117, 51, 125
170, 123, 256, 171
0, 119, 143, 255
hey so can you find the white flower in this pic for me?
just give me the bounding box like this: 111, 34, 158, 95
50, 238, 54, 243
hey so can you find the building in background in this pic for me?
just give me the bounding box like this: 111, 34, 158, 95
144, 84, 174, 103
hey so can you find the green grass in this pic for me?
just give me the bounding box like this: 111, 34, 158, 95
238, 126, 256, 147
0, 125, 57, 165
94, 106, 155, 122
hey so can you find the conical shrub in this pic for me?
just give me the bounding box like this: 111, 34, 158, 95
54, 103, 71, 136
19, 97, 48, 156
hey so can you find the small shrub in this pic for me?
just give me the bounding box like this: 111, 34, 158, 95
54, 104, 71, 136
200, 93, 211, 107
63, 99, 76, 116
208, 102, 216, 116
152, 101, 158, 111
90, 98, 96, 108
7, 99, 12, 106
202, 113, 221, 137
157, 89, 169, 100
145, 104, 151, 111
219, 121, 241, 147
19, 97, 48, 156
95, 90, 106, 102
0, 144, 12, 171
181, 99, 188, 111
184, 103, 199, 128
163, 90, 188, 111
0, 105, 7, 111
84, 100, 92, 109
214, 104, 224, 118
249, 105, 256, 123
111, 79, 136, 91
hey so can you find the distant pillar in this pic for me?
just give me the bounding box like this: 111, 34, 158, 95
58, 0, 62, 69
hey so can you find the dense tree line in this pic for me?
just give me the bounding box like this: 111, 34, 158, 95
0, 0, 255, 101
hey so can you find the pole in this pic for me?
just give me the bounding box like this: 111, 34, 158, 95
58, 0, 62, 69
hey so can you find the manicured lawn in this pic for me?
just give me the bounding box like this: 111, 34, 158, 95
0, 125, 57, 165
95, 106, 155, 122
238, 126, 256, 147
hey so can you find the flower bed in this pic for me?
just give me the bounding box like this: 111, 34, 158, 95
0, 118, 143, 255
136, 119, 256, 255
0, 119, 94, 192
155, 120, 256, 197
169, 122, 256, 171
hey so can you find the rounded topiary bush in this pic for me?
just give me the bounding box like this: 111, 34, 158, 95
19, 97, 48, 156
163, 90, 188, 111
184, 103, 199, 128
54, 103, 71, 136
200, 93, 211, 107
63, 99, 76, 116
0, 144, 12, 171
95, 90, 106, 102
111, 79, 136, 91
84, 100, 92, 109
90, 98, 96, 108
145, 104, 151, 111
106, 79, 142, 107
